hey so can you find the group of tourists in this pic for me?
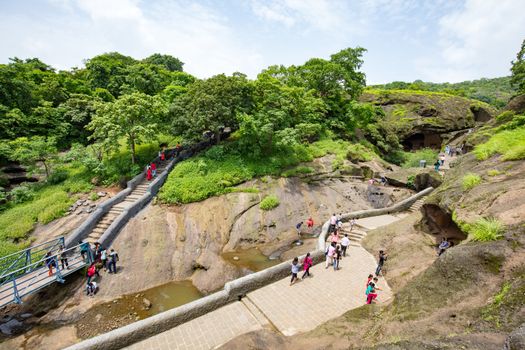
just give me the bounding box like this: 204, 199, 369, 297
290, 213, 388, 305
80, 241, 120, 297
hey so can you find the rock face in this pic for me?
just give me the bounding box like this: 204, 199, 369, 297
96, 174, 412, 295
505, 94, 525, 114
360, 90, 496, 150
504, 323, 525, 350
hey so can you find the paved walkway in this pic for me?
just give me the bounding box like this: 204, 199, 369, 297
123, 213, 405, 350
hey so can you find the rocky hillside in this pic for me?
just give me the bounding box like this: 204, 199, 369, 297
360, 89, 497, 150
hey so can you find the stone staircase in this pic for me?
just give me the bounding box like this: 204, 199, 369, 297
407, 199, 425, 213
86, 162, 168, 244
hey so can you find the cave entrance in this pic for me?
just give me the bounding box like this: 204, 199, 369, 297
402, 132, 443, 151
420, 204, 467, 245
470, 106, 492, 122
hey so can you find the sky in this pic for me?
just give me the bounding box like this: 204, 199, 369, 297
0, 0, 524, 84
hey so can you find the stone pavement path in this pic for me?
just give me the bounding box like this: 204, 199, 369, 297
123, 213, 405, 350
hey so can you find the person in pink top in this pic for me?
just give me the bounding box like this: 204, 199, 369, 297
325, 242, 336, 268
330, 231, 339, 244
301, 252, 313, 279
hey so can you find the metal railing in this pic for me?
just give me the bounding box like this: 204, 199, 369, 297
0, 241, 89, 307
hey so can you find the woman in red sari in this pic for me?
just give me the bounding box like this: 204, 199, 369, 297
146, 166, 152, 181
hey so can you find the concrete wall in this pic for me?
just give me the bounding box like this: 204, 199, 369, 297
65, 251, 323, 350
317, 186, 434, 251
65, 188, 433, 350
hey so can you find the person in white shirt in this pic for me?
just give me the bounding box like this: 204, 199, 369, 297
341, 234, 350, 257
329, 214, 337, 233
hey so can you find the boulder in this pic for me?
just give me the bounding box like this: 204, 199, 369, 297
142, 298, 152, 310
504, 323, 525, 350
97, 191, 107, 197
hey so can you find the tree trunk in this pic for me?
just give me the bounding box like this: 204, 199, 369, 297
215, 130, 221, 144
130, 137, 136, 164
41, 160, 49, 178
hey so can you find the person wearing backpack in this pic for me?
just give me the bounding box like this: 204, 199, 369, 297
86, 262, 97, 284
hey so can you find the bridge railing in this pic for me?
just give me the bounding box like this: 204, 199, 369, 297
0, 236, 66, 279
0, 242, 86, 307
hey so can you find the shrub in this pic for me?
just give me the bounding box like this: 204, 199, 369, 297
469, 217, 504, 241
474, 127, 525, 161
47, 169, 68, 185
89, 192, 100, 201
401, 148, 439, 168
462, 173, 482, 190
487, 169, 501, 176
10, 185, 35, 204
260, 195, 280, 210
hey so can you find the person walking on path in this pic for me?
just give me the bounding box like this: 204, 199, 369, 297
146, 166, 152, 181
434, 159, 440, 172
330, 231, 339, 245
58, 245, 69, 270
333, 245, 342, 271
325, 242, 336, 268
290, 257, 300, 285
439, 153, 445, 166
44, 251, 56, 276
366, 274, 374, 287
301, 253, 313, 279
329, 214, 337, 233
375, 250, 387, 276
108, 249, 119, 274
349, 218, 356, 232
159, 149, 166, 162
341, 234, 350, 257
151, 162, 157, 177
437, 238, 450, 256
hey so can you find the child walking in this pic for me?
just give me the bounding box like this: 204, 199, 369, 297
290, 257, 300, 285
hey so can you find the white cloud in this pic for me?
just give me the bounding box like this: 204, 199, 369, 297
415, 0, 525, 82
250, 0, 348, 32
0, 0, 264, 78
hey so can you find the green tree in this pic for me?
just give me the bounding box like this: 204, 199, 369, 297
84, 52, 137, 96
59, 94, 101, 144
511, 38, 525, 93
8, 136, 57, 178
170, 73, 253, 142
143, 53, 184, 72
87, 92, 167, 164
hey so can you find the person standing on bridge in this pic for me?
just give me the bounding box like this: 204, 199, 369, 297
58, 245, 69, 270
108, 249, 119, 274
45, 251, 56, 276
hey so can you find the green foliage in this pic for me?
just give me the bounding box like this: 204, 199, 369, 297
462, 173, 482, 190
406, 175, 415, 188
371, 76, 516, 108
511, 39, 525, 93
6, 136, 57, 177
88, 92, 168, 164
10, 185, 35, 204
482, 282, 512, 328
469, 218, 504, 242
260, 195, 280, 210
401, 148, 438, 168
487, 169, 502, 176
281, 166, 314, 177
474, 127, 525, 161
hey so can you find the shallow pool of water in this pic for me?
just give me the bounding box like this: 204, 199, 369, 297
141, 280, 203, 314
222, 248, 281, 272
